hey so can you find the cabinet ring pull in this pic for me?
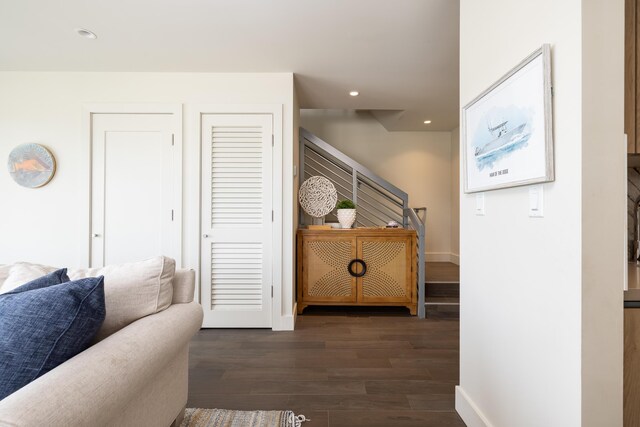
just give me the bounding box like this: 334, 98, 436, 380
348, 259, 367, 277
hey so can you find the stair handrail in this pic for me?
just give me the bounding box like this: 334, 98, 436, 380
405, 207, 426, 318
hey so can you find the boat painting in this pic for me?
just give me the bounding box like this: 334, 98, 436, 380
463, 44, 553, 193
473, 117, 532, 170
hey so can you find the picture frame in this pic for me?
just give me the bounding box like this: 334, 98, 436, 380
462, 44, 554, 193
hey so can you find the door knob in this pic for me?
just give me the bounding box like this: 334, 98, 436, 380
93, 233, 101, 238
203, 234, 210, 238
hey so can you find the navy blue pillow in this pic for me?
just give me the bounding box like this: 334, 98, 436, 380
0, 274, 106, 400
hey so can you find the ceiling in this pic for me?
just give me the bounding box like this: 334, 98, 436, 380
0, 0, 460, 131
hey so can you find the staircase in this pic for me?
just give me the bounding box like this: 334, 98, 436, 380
425, 262, 460, 317
299, 128, 427, 318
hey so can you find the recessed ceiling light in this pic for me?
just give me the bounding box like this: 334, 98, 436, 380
75, 28, 97, 39
349, 91, 359, 97
424, 120, 432, 124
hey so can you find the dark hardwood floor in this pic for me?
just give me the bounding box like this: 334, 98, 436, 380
188, 262, 462, 427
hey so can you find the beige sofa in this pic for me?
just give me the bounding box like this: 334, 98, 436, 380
0, 263, 203, 427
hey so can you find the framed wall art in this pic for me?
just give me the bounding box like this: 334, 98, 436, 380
462, 44, 554, 193
7, 143, 56, 188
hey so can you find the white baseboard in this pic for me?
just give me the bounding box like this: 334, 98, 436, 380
426, 252, 459, 264
455, 386, 493, 427
273, 303, 296, 331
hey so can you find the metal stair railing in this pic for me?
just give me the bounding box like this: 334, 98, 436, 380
300, 128, 408, 227
299, 128, 427, 318
406, 207, 427, 318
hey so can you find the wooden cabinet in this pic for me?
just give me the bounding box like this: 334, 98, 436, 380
297, 228, 417, 315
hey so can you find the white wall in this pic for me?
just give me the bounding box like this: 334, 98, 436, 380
0, 71, 297, 329
300, 109, 453, 260
451, 127, 460, 263
457, 0, 623, 426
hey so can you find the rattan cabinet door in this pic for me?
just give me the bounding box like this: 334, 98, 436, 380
357, 236, 413, 303
301, 235, 357, 303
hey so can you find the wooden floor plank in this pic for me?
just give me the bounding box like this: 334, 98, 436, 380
250, 380, 366, 395
328, 410, 465, 427
407, 394, 457, 411
364, 380, 457, 395
222, 367, 329, 381
288, 394, 412, 411
326, 367, 434, 381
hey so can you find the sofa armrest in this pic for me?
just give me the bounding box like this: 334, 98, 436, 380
172, 269, 196, 304
0, 302, 203, 427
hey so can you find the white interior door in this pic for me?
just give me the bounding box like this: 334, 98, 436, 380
91, 113, 180, 267
201, 114, 273, 328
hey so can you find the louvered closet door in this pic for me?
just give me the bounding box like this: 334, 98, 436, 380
201, 114, 273, 327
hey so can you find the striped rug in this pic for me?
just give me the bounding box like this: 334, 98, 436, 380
181, 408, 308, 427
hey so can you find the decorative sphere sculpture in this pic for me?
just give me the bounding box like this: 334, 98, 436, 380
298, 176, 337, 218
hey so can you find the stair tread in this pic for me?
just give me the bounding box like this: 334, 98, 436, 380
425, 281, 459, 298
425, 262, 459, 282
425, 296, 460, 305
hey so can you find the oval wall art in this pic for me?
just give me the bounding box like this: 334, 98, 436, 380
7, 143, 57, 188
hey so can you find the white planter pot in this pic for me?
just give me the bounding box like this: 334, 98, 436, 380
337, 209, 356, 229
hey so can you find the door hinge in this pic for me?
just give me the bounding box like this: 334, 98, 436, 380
171, 209, 174, 221
271, 286, 273, 298
272, 210, 274, 222
171, 134, 175, 146
272, 134, 274, 147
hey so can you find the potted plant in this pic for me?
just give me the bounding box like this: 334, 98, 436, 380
336, 199, 356, 229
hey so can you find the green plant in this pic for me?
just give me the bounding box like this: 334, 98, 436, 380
336, 199, 356, 210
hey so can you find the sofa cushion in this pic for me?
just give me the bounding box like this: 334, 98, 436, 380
0, 262, 57, 294
68, 256, 175, 341
0, 274, 106, 400
0, 265, 10, 290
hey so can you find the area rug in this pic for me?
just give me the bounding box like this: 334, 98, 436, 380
181, 408, 308, 427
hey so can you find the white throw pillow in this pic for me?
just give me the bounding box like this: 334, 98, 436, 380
69, 256, 175, 341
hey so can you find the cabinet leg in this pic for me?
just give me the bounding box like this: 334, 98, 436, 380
408, 304, 417, 316
297, 304, 307, 315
